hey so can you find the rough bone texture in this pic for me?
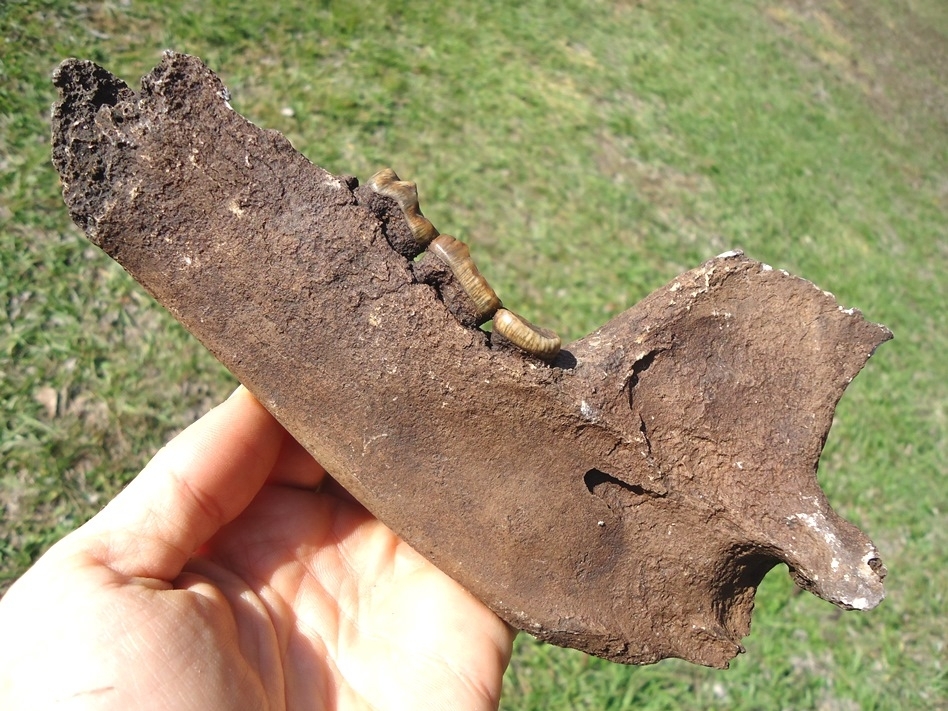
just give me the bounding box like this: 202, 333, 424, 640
51, 53, 891, 668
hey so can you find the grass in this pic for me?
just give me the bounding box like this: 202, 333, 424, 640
2, 0, 946, 707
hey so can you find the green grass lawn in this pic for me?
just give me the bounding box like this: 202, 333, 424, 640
2, 0, 946, 707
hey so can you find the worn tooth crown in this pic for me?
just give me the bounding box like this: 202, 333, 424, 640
368, 168, 439, 247
370, 167, 561, 360
429, 235, 503, 320
493, 308, 562, 360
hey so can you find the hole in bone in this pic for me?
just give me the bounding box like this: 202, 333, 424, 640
584, 468, 650, 511
628, 349, 660, 409
867, 557, 887, 577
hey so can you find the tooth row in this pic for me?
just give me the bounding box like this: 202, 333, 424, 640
368, 168, 561, 361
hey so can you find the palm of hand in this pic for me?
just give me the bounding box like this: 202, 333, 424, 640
0, 390, 513, 710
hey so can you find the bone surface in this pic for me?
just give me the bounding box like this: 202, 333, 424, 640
51, 53, 890, 668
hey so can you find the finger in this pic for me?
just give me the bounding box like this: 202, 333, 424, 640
267, 431, 327, 489
77, 386, 304, 581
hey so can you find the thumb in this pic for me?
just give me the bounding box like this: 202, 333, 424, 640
72, 386, 290, 582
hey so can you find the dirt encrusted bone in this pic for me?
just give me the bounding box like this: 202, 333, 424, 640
51, 52, 891, 668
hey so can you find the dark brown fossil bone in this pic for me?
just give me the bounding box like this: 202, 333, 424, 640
50, 52, 890, 668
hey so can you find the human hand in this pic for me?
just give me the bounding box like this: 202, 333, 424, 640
0, 387, 514, 710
